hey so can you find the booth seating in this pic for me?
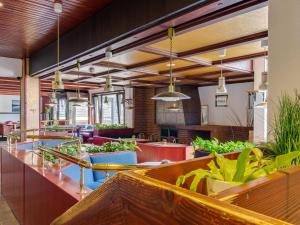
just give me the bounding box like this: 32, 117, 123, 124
62, 151, 137, 190
93, 128, 134, 139
16, 139, 68, 150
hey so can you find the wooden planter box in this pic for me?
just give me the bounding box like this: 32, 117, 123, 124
52, 152, 291, 225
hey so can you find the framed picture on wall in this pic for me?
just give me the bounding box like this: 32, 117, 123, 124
201, 105, 208, 125
215, 94, 228, 107
12, 100, 20, 113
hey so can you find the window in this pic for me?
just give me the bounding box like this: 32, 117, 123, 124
69, 102, 89, 125
58, 97, 67, 120
94, 91, 125, 125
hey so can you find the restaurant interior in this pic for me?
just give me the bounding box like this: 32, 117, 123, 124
0, 0, 299, 224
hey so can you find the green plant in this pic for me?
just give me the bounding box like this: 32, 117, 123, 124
176, 148, 300, 193
41, 144, 79, 163
192, 137, 254, 154
266, 93, 300, 156
86, 141, 137, 153
95, 124, 128, 130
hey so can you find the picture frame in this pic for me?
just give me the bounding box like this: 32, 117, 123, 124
12, 100, 20, 113
215, 94, 228, 107
201, 105, 208, 125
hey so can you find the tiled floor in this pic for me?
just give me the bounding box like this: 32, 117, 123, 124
0, 195, 19, 225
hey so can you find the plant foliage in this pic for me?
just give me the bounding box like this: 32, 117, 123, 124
268, 93, 300, 155
86, 141, 137, 153
95, 124, 128, 130
176, 148, 300, 193
192, 137, 254, 154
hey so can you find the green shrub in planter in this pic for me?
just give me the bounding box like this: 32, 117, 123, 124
86, 141, 137, 153
176, 148, 300, 195
192, 137, 254, 155
95, 124, 128, 130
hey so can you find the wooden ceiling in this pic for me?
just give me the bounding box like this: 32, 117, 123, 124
0, 0, 111, 58
36, 6, 268, 88
0, 1, 268, 94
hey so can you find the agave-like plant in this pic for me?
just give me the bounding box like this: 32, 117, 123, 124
176, 148, 300, 193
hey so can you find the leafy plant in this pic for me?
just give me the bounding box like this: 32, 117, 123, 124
86, 141, 137, 153
41, 144, 79, 163
95, 124, 128, 130
265, 93, 300, 156
176, 148, 300, 193
192, 137, 254, 154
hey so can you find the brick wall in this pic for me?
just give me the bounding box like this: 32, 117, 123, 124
134, 87, 160, 138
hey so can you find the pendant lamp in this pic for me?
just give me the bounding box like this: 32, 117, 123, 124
68, 60, 88, 106
104, 51, 114, 92
52, 0, 64, 90
152, 28, 190, 101
216, 49, 228, 95
45, 91, 57, 108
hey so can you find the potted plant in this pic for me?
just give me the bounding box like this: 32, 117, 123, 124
176, 148, 300, 195
85, 140, 137, 154
192, 137, 253, 158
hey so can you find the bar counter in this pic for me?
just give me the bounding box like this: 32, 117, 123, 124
0, 144, 92, 225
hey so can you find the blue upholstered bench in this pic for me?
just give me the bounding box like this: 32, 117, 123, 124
16, 139, 68, 150
62, 151, 137, 190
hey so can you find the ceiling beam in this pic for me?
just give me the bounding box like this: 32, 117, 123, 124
213, 51, 267, 65
198, 78, 254, 87
178, 31, 268, 58
34, 0, 267, 79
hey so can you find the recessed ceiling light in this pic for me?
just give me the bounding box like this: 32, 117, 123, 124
0, 2, 4, 7
166, 63, 175, 67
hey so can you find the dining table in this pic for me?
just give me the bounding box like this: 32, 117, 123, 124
136, 142, 193, 163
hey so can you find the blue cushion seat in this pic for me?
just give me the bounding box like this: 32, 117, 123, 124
62, 151, 137, 190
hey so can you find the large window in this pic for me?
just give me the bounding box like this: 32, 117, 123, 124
94, 91, 125, 125
69, 102, 89, 125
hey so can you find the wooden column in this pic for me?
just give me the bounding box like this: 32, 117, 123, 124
20, 58, 40, 141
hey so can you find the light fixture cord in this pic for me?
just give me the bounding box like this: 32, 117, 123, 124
57, 13, 60, 70
263, 47, 267, 72
220, 58, 223, 78
169, 31, 173, 87
107, 52, 110, 80
76, 60, 80, 96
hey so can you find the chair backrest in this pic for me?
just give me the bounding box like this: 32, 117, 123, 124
168, 136, 177, 143
90, 152, 137, 181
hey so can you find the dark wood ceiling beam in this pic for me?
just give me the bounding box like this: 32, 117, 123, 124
213, 51, 268, 65
198, 78, 254, 87
65, 71, 94, 77
178, 30, 268, 58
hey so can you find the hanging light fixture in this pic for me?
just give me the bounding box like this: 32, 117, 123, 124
52, 0, 64, 90
104, 51, 114, 92
216, 49, 228, 95
45, 91, 57, 108
259, 40, 268, 92
152, 28, 190, 101
68, 60, 88, 106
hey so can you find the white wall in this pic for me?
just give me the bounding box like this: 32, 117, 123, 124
0, 95, 20, 122
268, 0, 300, 138
0, 57, 22, 77
198, 82, 253, 126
